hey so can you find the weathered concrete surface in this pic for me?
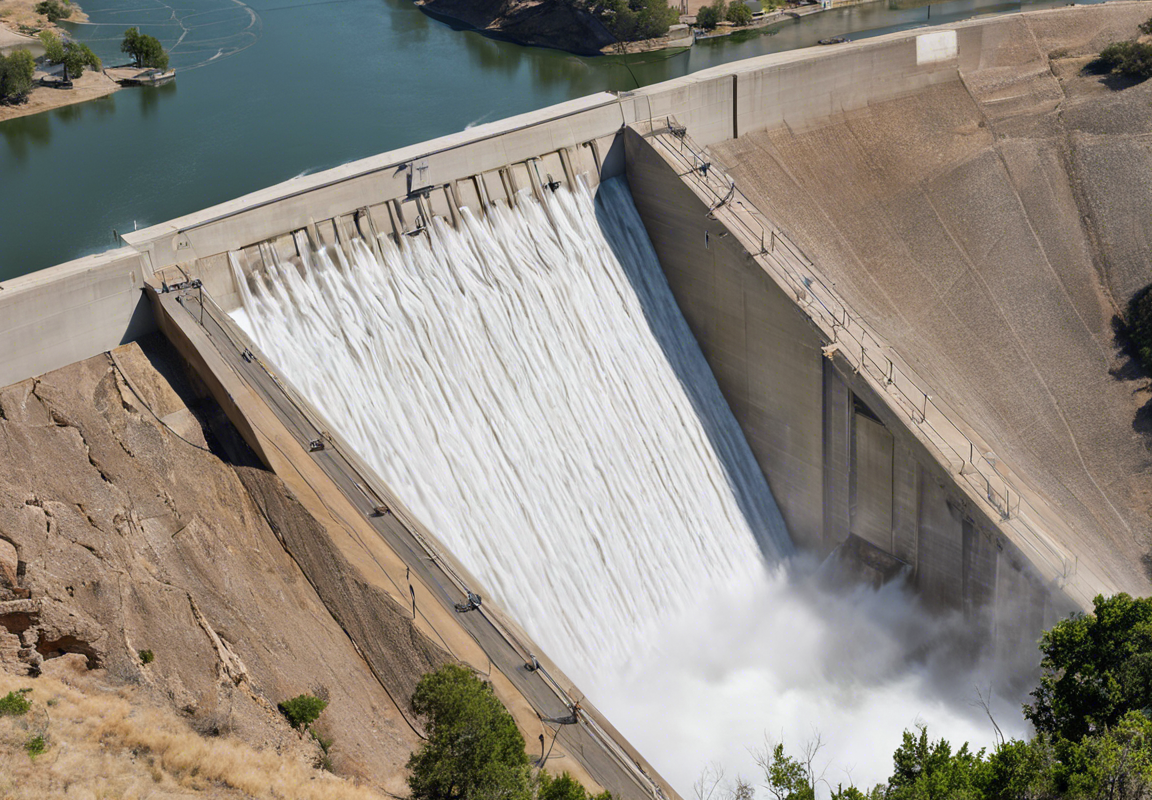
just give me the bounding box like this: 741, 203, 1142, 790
624, 126, 1064, 647
711, 3, 1152, 598
0, 337, 434, 792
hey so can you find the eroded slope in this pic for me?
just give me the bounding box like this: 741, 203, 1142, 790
0, 336, 444, 793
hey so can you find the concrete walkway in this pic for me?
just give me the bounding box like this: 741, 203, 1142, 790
151, 283, 675, 800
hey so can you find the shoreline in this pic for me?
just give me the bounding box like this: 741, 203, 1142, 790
0, 69, 119, 123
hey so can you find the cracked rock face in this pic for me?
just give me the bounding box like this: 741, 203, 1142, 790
0, 337, 430, 793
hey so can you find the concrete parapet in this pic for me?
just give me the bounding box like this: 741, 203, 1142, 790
0, 247, 154, 389
10, 3, 1143, 386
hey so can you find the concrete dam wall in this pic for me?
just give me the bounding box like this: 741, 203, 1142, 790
3, 2, 1149, 701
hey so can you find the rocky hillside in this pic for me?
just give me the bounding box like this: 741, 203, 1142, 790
416, 0, 616, 55
0, 336, 446, 794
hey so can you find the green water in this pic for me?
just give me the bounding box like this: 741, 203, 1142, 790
0, 0, 1093, 278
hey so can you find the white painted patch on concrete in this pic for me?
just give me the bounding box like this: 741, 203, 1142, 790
916, 29, 957, 64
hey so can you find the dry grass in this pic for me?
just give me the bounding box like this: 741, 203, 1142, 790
0, 0, 88, 32
0, 663, 391, 800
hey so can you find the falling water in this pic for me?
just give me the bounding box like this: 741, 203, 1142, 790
230, 177, 1020, 792
231, 178, 791, 672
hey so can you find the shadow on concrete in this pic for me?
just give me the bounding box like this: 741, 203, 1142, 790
134, 332, 265, 470
1082, 58, 1150, 91
593, 178, 792, 560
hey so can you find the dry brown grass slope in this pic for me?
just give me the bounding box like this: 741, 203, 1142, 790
0, 655, 388, 799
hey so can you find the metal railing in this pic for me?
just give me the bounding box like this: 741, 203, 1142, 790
648, 119, 1090, 601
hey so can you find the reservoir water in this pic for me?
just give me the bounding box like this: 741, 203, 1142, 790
1, 0, 1099, 279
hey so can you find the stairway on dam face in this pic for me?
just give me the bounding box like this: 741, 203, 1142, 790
708, 7, 1152, 601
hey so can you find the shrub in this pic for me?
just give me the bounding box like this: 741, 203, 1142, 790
726, 1, 754, 25
1091, 40, 1152, 79
0, 49, 36, 104
34, 0, 71, 23
0, 690, 31, 717
278, 693, 327, 730
1126, 285, 1152, 374
139, 649, 155, 664
590, 0, 678, 42
38, 30, 100, 80
121, 27, 169, 71
24, 734, 47, 758
407, 664, 531, 800
1140, 15, 1152, 35
696, 1, 722, 29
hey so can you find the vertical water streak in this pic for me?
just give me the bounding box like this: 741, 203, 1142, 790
229, 177, 791, 675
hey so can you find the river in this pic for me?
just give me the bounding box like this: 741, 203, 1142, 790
0, 0, 1098, 279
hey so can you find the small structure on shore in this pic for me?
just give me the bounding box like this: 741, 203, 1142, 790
104, 65, 174, 86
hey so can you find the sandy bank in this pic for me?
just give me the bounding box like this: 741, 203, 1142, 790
0, 68, 118, 123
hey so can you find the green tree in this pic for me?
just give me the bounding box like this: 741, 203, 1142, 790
1025, 594, 1152, 743
38, 30, 100, 80
539, 772, 594, 800
407, 664, 532, 800
0, 49, 36, 104
696, 0, 725, 29
726, 1, 753, 26
1126, 285, 1152, 374
278, 693, 328, 729
886, 727, 987, 800
1056, 712, 1152, 800
590, 0, 678, 42
120, 27, 169, 70
980, 738, 1055, 800
34, 0, 71, 23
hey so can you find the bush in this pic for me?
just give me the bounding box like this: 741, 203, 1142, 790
34, 0, 71, 23
139, 649, 155, 664
696, 1, 722, 29
121, 27, 169, 71
1140, 15, 1152, 35
278, 693, 327, 730
24, 735, 46, 758
407, 664, 531, 800
590, 0, 679, 42
726, 1, 753, 25
1127, 285, 1152, 373
38, 30, 100, 80
1091, 40, 1152, 79
0, 49, 36, 105
0, 690, 30, 717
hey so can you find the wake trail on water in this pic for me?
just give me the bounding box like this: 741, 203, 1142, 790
230, 177, 1022, 794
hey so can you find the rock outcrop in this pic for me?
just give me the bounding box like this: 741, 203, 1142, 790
415, 0, 616, 55
0, 336, 447, 793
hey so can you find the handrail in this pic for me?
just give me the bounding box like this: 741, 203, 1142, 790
646, 119, 1093, 604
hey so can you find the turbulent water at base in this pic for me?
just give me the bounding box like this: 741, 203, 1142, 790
231, 178, 1022, 793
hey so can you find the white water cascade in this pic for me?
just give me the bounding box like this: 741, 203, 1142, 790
231, 178, 791, 671
230, 177, 1019, 793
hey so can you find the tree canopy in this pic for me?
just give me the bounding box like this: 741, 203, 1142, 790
696, 0, 724, 29
725, 1, 754, 26
407, 664, 532, 800
121, 27, 170, 71
0, 50, 36, 105
38, 30, 100, 81
34, 0, 71, 23
587, 0, 679, 42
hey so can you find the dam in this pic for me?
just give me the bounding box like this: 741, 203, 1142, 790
2, 1, 1151, 794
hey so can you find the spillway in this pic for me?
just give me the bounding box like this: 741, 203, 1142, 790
229, 177, 792, 675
